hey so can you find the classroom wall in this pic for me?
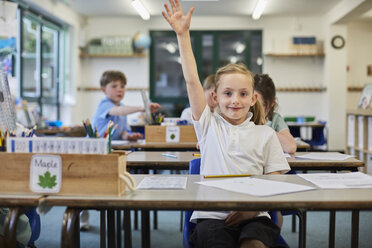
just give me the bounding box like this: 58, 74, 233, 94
19, 0, 371, 151
346, 20, 372, 108
74, 15, 329, 131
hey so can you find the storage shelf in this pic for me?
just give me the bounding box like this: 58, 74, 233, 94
277, 87, 326, 92
80, 53, 145, 58
77, 87, 148, 92
265, 53, 325, 57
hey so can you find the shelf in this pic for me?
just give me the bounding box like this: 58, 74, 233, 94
265, 53, 325, 57
277, 87, 326, 92
77, 87, 148, 92
80, 53, 146, 58
347, 86, 364, 92
347, 109, 372, 116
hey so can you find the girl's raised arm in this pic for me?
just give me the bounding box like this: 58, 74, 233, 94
162, 0, 206, 121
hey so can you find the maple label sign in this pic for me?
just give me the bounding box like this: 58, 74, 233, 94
30, 154, 62, 193
166, 126, 180, 143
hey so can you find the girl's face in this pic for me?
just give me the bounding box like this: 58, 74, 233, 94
214, 73, 257, 125
102, 80, 126, 105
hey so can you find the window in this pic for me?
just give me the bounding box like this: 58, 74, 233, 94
17, 9, 64, 121
150, 30, 262, 117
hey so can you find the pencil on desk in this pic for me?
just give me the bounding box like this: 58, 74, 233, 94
192, 153, 201, 157
204, 174, 252, 178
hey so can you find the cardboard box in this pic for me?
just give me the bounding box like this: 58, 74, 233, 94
145, 125, 197, 143
0, 152, 127, 196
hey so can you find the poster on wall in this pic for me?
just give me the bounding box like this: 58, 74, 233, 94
358, 84, 372, 109
0, 37, 15, 76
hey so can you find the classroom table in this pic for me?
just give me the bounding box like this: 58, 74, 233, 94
112, 140, 198, 151
0, 194, 44, 247
126, 151, 364, 172
43, 174, 372, 248
125, 151, 364, 248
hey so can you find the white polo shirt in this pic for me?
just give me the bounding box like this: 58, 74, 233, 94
190, 106, 290, 222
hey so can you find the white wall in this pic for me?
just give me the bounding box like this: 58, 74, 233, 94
76, 15, 330, 134
346, 20, 372, 108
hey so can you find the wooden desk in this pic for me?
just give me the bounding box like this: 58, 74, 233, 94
35, 126, 86, 137
0, 194, 44, 247
126, 151, 196, 170
287, 122, 326, 128
126, 151, 364, 172
112, 140, 198, 151
289, 152, 364, 172
44, 174, 372, 248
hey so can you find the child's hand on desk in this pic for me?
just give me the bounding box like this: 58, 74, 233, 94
122, 132, 143, 141
149, 103, 161, 113
225, 211, 259, 227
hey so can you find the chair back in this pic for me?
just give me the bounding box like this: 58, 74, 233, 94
25, 208, 41, 245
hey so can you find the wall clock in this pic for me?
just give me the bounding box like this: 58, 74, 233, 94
331, 35, 345, 49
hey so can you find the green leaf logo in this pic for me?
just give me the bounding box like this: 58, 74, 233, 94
38, 171, 57, 189
170, 134, 175, 140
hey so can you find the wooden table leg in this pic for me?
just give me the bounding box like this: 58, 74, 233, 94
116, 210, 121, 248
351, 210, 359, 248
329, 211, 335, 248
124, 210, 132, 248
100, 210, 106, 248
61, 207, 81, 248
107, 210, 116, 248
141, 210, 150, 248
4, 207, 22, 248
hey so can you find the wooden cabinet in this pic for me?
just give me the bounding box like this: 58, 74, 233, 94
346, 109, 372, 173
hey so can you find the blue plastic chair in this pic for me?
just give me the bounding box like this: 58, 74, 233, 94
304, 121, 327, 150
183, 158, 304, 248
25, 208, 41, 247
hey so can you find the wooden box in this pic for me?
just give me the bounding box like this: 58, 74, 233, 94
145, 125, 197, 143
0, 152, 127, 196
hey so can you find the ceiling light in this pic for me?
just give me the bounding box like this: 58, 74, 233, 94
131, 0, 150, 20
252, 0, 268, 20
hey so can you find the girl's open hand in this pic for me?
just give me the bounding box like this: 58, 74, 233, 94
162, 0, 194, 36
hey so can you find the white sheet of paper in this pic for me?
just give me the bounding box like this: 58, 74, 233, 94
197, 177, 314, 197
111, 140, 130, 146
137, 176, 187, 189
284, 153, 291, 158
295, 152, 353, 161
297, 172, 372, 189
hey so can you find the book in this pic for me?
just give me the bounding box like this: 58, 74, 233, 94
358, 84, 372, 109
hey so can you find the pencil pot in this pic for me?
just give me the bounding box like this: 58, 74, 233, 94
0, 152, 133, 196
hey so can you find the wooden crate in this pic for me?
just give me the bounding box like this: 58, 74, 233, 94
0, 152, 127, 196
145, 125, 197, 143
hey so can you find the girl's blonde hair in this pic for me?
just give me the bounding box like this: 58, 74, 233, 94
215, 63, 265, 125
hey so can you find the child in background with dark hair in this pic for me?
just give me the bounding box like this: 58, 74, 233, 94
180, 74, 217, 122
92, 70, 161, 141
254, 74, 297, 154
162, 1, 290, 247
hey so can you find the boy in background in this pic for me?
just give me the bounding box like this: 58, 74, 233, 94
92, 70, 161, 141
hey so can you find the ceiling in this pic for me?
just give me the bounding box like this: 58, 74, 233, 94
66, 0, 347, 18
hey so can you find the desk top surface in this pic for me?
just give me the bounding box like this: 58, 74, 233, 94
113, 140, 309, 150
112, 140, 197, 150
43, 174, 372, 210
287, 122, 326, 128
126, 151, 363, 170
